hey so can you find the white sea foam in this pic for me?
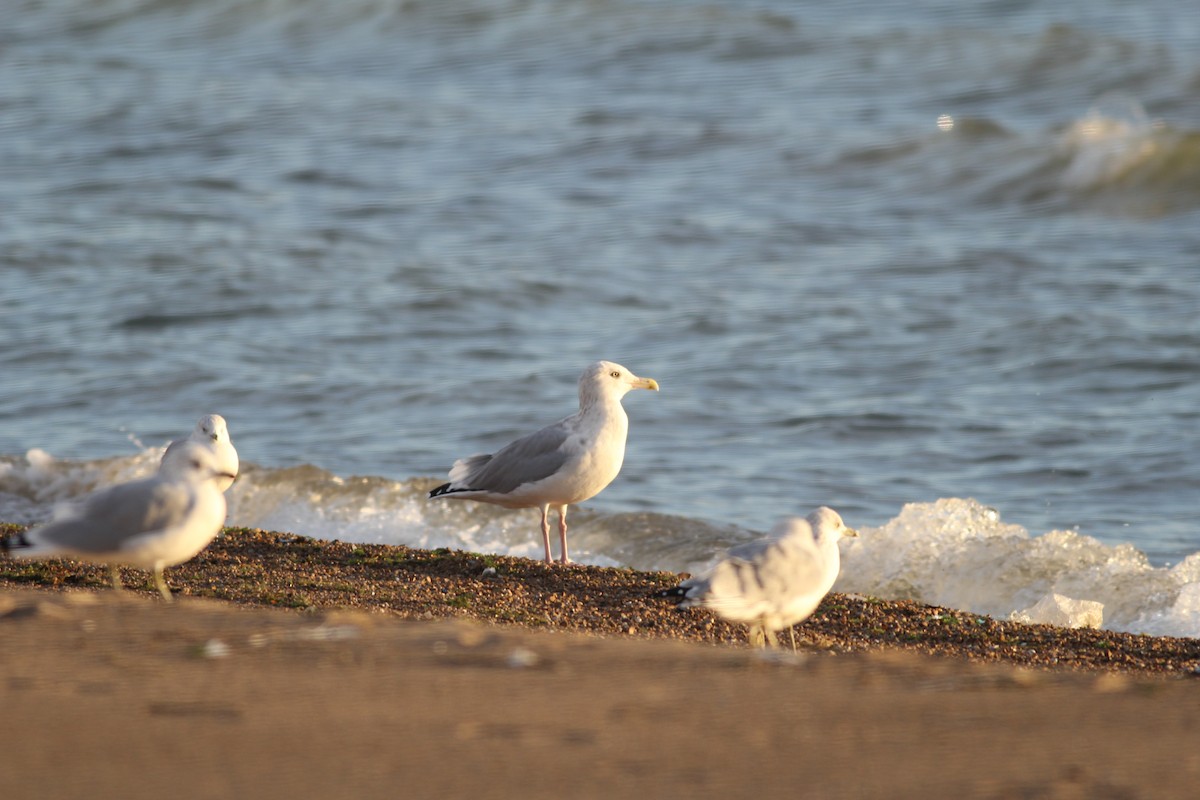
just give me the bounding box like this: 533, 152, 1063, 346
0, 447, 165, 524
224, 464, 570, 563
1012, 593, 1104, 630
3, 452, 1199, 638
838, 498, 1200, 638
1060, 93, 1160, 190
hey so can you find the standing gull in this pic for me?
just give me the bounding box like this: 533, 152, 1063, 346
663, 507, 858, 650
429, 360, 659, 564
2, 441, 235, 601
161, 413, 239, 492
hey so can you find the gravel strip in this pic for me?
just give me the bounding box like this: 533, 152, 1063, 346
4, 523, 1199, 676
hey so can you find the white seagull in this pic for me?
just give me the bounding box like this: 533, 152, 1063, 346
161, 413, 239, 492
664, 506, 858, 650
429, 360, 659, 564
3, 441, 235, 601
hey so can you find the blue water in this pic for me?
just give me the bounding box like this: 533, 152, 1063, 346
3, 0, 1200, 635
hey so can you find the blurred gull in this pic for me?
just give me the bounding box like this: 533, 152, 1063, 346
429, 360, 659, 564
162, 414, 238, 492
2, 441, 235, 601
664, 507, 858, 650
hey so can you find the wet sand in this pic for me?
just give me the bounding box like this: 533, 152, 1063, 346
3, 526, 1200, 798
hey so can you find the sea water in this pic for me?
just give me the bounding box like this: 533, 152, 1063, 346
2, 0, 1199, 636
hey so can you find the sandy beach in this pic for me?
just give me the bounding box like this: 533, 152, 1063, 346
4, 525, 1200, 798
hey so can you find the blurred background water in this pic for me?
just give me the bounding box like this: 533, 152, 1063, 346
3, 0, 1199, 634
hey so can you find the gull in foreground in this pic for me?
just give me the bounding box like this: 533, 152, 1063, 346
2, 442, 235, 601
429, 360, 659, 564
663, 507, 858, 650
161, 413, 239, 492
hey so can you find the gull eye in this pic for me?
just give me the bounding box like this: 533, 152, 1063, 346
610, 370, 621, 379
190, 459, 201, 469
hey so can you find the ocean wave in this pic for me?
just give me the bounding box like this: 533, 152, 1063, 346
834, 93, 1200, 217
4, 450, 1199, 638
840, 498, 1200, 638
1056, 94, 1200, 214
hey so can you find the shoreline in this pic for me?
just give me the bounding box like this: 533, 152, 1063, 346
3, 523, 1199, 675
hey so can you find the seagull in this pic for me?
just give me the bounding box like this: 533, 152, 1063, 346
161, 414, 238, 492
2, 441, 235, 601
429, 360, 659, 564
663, 507, 858, 650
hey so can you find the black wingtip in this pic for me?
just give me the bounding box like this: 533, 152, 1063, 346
0, 531, 31, 554
656, 585, 688, 599
428, 482, 453, 499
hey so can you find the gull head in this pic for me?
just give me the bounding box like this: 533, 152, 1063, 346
806, 506, 858, 542
579, 360, 659, 405
193, 414, 230, 444
161, 441, 237, 485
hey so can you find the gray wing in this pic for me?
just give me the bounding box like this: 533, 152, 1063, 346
676, 539, 776, 606
454, 420, 574, 495
707, 538, 825, 614
724, 537, 776, 562
33, 478, 197, 555
724, 516, 814, 561
749, 540, 827, 601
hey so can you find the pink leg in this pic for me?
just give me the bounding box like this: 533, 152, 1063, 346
539, 505, 553, 563
557, 505, 570, 564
